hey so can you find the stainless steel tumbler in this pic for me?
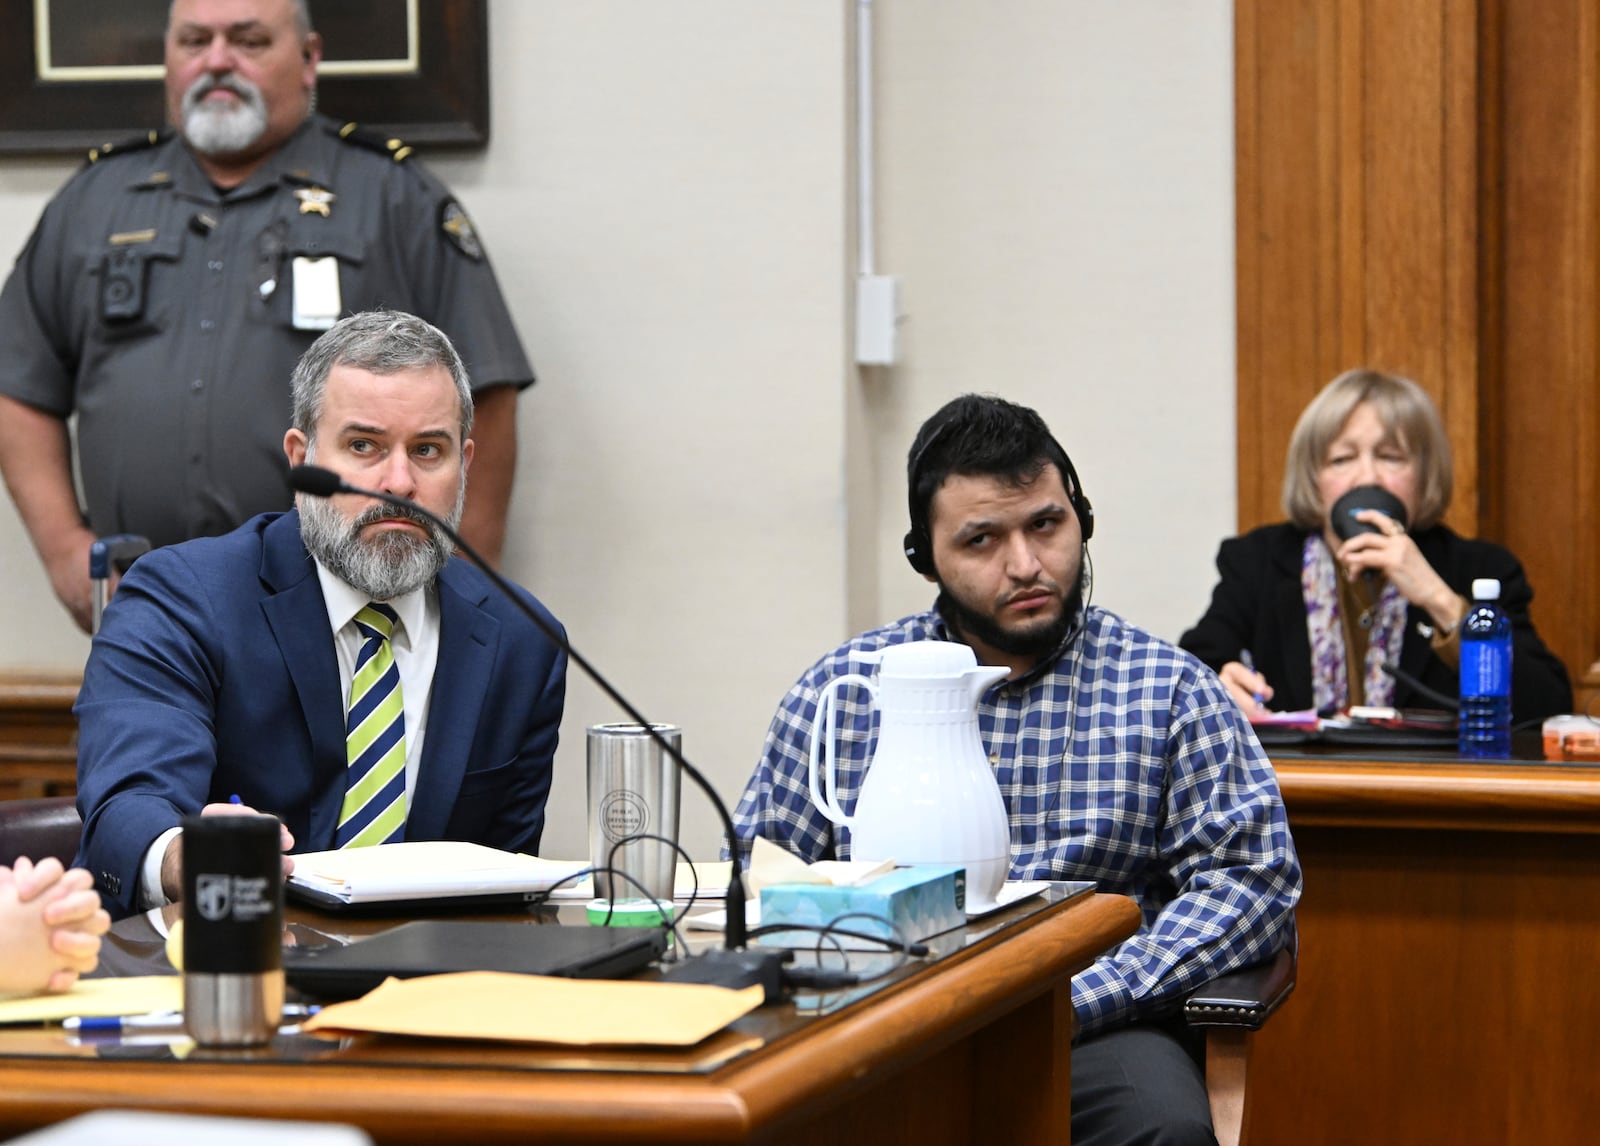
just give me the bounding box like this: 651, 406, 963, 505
181, 814, 285, 1046
587, 723, 682, 908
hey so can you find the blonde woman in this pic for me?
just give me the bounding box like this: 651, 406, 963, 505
1181, 369, 1571, 722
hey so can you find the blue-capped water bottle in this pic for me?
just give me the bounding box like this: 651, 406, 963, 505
1458, 578, 1512, 758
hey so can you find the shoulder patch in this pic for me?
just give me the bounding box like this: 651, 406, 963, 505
87, 128, 173, 165
330, 120, 413, 162
440, 200, 483, 261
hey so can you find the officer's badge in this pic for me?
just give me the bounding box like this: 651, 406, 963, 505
441, 200, 483, 260
295, 186, 336, 217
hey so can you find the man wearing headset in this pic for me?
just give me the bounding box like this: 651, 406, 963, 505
730, 394, 1301, 1146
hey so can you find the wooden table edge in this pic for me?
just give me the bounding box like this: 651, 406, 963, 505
1274, 757, 1600, 833
0, 892, 1139, 1143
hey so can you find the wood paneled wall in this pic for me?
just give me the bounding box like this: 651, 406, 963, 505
0, 673, 79, 800
1237, 0, 1600, 694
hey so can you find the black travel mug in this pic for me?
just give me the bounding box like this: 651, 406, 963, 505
181, 814, 285, 1046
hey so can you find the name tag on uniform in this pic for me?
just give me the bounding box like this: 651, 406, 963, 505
291, 256, 341, 330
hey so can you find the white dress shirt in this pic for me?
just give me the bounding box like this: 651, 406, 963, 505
314, 560, 442, 794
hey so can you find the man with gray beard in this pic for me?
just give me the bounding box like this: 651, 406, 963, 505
72, 311, 567, 920
0, 0, 533, 634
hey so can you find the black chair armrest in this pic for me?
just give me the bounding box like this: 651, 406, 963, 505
0, 797, 84, 869
1183, 943, 1297, 1030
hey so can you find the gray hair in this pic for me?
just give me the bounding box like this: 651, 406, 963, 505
290, 310, 473, 445
1281, 368, 1454, 531
169, 1, 315, 37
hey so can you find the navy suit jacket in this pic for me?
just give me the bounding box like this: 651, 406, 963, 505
74, 511, 568, 917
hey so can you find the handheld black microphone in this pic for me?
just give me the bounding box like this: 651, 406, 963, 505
1330, 484, 1409, 620
288, 463, 786, 999
1330, 484, 1408, 543
1326, 488, 1457, 713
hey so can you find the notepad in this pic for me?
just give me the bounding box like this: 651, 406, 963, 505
285, 842, 590, 911
0, 976, 183, 1026
1249, 707, 1321, 730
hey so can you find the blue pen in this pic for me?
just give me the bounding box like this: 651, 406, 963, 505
1238, 649, 1267, 707
63, 1004, 319, 1034
67, 1030, 195, 1049
229, 793, 243, 805
64, 1012, 185, 1035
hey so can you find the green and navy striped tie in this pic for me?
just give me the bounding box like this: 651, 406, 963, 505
336, 603, 407, 847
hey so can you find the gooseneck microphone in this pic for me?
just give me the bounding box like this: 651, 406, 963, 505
288, 464, 785, 997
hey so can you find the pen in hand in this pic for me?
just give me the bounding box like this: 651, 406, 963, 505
1238, 649, 1268, 708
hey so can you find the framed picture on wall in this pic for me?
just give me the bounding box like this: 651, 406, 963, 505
0, 0, 489, 155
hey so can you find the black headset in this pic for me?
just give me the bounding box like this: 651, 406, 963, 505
901, 422, 1094, 577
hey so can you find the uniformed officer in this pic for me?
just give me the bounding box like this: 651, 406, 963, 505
0, 0, 532, 631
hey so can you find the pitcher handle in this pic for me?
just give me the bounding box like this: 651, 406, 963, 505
807, 672, 876, 827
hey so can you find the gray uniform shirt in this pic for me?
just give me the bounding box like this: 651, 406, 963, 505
0, 115, 532, 548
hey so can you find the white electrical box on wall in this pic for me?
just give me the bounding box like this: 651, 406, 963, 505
855, 274, 900, 366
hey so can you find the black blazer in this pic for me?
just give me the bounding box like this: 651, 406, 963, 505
1179, 522, 1571, 723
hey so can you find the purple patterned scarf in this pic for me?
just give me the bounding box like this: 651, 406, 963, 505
1301, 534, 1406, 713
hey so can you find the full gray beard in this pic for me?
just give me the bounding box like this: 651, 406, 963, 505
181, 76, 269, 156
299, 494, 460, 602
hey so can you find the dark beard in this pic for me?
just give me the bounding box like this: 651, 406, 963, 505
936, 576, 1083, 660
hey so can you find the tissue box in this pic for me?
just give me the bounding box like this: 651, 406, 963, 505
757, 865, 966, 949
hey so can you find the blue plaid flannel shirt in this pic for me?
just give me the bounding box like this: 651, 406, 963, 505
730, 604, 1302, 1037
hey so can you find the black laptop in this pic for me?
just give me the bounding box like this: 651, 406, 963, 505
283, 920, 668, 1001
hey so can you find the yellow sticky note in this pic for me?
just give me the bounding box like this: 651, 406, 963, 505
0, 976, 183, 1025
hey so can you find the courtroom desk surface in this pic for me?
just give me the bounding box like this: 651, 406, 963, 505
42, 887, 1086, 1075
1250, 744, 1600, 1146
1267, 742, 1600, 833
0, 886, 1139, 1146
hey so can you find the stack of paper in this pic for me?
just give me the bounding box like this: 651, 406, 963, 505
1249, 707, 1321, 730
287, 842, 589, 905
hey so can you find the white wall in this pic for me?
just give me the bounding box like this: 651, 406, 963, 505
0, 156, 94, 669
0, 1, 1237, 865
868, 1, 1237, 638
